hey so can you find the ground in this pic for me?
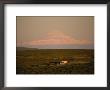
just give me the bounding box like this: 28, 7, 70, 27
16, 48, 94, 74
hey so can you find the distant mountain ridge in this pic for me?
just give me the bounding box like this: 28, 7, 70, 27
16, 47, 38, 50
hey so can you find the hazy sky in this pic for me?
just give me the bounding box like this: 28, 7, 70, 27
16, 16, 94, 49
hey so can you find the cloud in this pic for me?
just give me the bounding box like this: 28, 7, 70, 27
19, 31, 93, 46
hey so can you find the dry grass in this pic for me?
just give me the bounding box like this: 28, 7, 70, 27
16, 49, 94, 74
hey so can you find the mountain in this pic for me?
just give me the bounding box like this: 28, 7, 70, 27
16, 47, 38, 51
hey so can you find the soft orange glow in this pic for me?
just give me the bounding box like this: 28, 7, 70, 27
20, 31, 93, 46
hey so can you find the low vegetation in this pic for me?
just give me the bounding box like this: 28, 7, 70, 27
16, 48, 94, 74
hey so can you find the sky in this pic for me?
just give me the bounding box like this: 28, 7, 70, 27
16, 16, 94, 49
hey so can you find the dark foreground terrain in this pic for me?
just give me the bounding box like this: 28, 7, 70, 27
16, 47, 94, 74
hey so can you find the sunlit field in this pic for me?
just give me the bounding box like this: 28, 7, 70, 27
16, 47, 94, 74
